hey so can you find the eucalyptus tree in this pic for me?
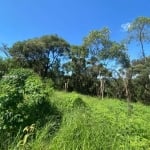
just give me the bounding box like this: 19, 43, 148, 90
126, 16, 150, 103
83, 27, 130, 98
128, 16, 150, 61
84, 27, 110, 61
101, 41, 132, 100
83, 28, 111, 97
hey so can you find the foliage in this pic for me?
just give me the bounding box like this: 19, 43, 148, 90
0, 68, 60, 149
0, 58, 7, 79
128, 16, 150, 59
0, 58, 15, 79
131, 57, 150, 103
9, 35, 70, 77
83, 27, 110, 56
3, 19, 149, 103
0, 15, 150, 149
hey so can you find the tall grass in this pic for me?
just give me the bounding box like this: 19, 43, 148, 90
10, 91, 150, 150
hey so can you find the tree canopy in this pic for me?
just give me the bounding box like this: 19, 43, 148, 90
0, 16, 149, 104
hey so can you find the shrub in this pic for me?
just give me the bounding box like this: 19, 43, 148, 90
0, 68, 57, 149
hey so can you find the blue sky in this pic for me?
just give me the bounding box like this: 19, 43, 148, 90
0, 0, 150, 59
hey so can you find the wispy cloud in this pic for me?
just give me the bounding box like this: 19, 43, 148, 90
121, 22, 131, 32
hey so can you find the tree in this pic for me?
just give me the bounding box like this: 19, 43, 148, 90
83, 28, 111, 97
131, 57, 150, 103
83, 27, 130, 98
40, 35, 70, 77
63, 45, 88, 93
9, 35, 70, 78
84, 27, 110, 59
128, 16, 150, 61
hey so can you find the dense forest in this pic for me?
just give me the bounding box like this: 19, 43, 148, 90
0, 16, 150, 149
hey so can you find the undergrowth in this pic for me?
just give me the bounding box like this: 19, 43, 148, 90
7, 91, 150, 149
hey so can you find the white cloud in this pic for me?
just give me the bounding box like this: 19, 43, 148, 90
121, 22, 131, 32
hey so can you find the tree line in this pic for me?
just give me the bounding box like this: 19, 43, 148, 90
0, 16, 150, 104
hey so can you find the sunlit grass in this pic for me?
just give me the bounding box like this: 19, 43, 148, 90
10, 91, 150, 150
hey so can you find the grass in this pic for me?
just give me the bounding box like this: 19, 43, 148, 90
12, 91, 150, 150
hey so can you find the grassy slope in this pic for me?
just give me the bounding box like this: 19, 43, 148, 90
20, 91, 150, 150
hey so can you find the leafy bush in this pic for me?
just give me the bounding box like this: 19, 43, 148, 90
0, 68, 59, 149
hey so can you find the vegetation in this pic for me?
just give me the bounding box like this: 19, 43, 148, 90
0, 16, 150, 149
0, 69, 60, 149
2, 91, 149, 150
0, 17, 149, 103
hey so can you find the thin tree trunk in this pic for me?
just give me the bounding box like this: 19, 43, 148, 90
139, 31, 146, 62
123, 77, 133, 115
65, 79, 69, 92
99, 79, 105, 99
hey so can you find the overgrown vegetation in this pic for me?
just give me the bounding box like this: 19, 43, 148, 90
0, 69, 61, 149
6, 91, 150, 150
1, 16, 150, 104
0, 16, 150, 149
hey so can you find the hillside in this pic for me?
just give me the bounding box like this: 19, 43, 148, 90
13, 91, 150, 150
0, 3, 150, 150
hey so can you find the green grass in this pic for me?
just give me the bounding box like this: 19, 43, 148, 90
12, 91, 150, 150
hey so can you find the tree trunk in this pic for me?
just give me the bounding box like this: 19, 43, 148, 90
98, 79, 105, 99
